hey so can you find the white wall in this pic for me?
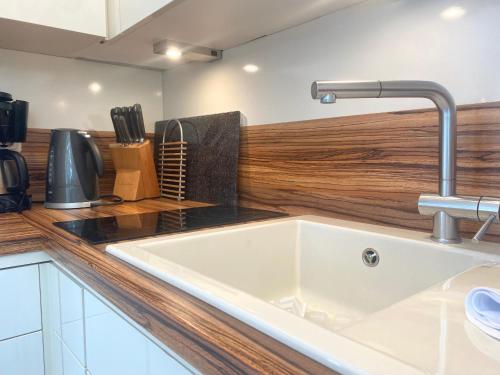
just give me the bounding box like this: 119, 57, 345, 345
162, 0, 500, 125
0, 48, 163, 132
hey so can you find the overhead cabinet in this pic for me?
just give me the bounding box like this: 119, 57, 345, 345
0, 0, 106, 56
78, 0, 365, 69
0, 0, 107, 36
107, 0, 175, 38
0, 0, 364, 69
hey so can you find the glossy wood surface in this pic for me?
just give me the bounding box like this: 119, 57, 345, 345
19, 200, 335, 375
0, 213, 52, 255
239, 102, 500, 242
22, 102, 500, 242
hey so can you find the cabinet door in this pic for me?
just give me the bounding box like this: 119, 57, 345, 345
84, 290, 149, 375
40, 263, 86, 373
0, 264, 41, 340
0, 0, 107, 36
44, 331, 64, 375
84, 290, 193, 375
107, 0, 174, 37
147, 339, 193, 375
61, 337, 86, 375
40, 263, 64, 375
0, 331, 44, 375
40, 264, 194, 375
59, 271, 85, 365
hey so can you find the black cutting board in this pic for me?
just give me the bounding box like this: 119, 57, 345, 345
155, 111, 241, 206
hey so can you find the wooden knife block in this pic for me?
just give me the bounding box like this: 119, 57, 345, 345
109, 140, 160, 201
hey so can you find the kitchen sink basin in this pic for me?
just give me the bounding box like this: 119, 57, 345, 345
107, 215, 497, 374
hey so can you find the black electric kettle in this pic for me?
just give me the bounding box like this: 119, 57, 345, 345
45, 129, 105, 209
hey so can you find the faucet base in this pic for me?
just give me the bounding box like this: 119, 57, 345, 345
430, 235, 462, 244
431, 211, 461, 244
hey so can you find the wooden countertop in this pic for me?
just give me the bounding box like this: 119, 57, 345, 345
12, 199, 335, 375
0, 212, 53, 256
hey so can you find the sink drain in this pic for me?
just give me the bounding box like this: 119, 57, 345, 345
362, 248, 379, 267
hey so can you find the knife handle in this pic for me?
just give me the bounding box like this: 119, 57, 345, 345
133, 103, 146, 142
120, 107, 133, 142
110, 108, 121, 143
129, 106, 140, 143
117, 115, 131, 145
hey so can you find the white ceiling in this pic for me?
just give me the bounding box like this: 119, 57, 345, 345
76, 0, 365, 70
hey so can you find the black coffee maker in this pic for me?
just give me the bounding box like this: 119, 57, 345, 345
0, 91, 31, 213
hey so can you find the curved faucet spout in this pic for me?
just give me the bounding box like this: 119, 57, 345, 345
380, 81, 457, 197
311, 80, 458, 242
311, 80, 456, 196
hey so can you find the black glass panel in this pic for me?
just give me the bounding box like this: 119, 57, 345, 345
54, 206, 287, 245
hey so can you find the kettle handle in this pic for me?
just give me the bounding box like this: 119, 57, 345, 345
79, 133, 104, 177
0, 149, 29, 191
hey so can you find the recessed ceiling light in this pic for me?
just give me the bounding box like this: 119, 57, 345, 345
440, 6, 466, 20
165, 47, 182, 60
88, 82, 102, 94
243, 64, 259, 73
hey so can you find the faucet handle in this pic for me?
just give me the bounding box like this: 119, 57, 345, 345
473, 214, 496, 241
477, 197, 500, 222
418, 194, 500, 242
473, 197, 500, 241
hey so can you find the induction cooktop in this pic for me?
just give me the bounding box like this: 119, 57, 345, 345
53, 206, 287, 245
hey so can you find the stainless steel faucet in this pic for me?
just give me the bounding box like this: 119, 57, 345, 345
311, 80, 500, 243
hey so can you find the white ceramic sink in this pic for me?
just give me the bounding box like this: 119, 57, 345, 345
107, 216, 498, 374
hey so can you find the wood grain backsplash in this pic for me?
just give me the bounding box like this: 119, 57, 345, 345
21, 102, 500, 242
238, 102, 500, 242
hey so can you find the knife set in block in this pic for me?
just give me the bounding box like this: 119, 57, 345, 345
109, 140, 160, 201
109, 104, 159, 201
110, 104, 146, 144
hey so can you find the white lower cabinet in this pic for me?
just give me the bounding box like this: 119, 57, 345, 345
85, 290, 148, 374
61, 337, 87, 375
147, 338, 194, 374
40, 263, 87, 374
0, 331, 44, 375
59, 271, 86, 365
44, 331, 64, 375
84, 290, 193, 375
0, 264, 44, 374
38, 263, 195, 375
0, 264, 42, 340
40, 263, 63, 375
